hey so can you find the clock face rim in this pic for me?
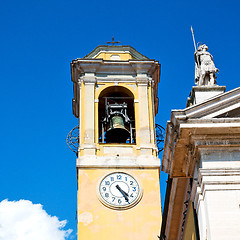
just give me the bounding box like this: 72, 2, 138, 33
97, 171, 143, 210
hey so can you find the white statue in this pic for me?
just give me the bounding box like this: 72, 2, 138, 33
194, 44, 219, 86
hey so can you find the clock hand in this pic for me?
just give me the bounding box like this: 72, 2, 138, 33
116, 185, 129, 203
116, 185, 129, 197
116, 185, 129, 202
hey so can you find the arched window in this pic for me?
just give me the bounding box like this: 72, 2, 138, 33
98, 86, 135, 144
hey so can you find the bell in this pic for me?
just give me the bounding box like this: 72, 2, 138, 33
106, 115, 130, 143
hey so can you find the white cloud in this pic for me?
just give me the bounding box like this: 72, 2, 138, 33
0, 199, 72, 240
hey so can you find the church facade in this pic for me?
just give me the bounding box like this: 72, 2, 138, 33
161, 45, 240, 240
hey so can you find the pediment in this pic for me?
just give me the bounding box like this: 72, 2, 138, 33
83, 45, 149, 61
214, 106, 240, 118
182, 86, 240, 120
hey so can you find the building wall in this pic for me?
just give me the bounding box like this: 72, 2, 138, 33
205, 190, 240, 239
77, 168, 162, 240
193, 166, 240, 240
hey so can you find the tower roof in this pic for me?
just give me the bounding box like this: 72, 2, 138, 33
83, 45, 149, 61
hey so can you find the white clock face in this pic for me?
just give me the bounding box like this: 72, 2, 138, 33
98, 172, 143, 210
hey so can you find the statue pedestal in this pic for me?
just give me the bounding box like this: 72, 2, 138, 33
186, 85, 226, 107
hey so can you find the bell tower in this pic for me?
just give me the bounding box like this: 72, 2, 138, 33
70, 44, 162, 240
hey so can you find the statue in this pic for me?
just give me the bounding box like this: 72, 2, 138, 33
194, 44, 219, 86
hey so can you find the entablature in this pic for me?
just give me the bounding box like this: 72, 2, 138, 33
71, 59, 160, 79
163, 118, 240, 177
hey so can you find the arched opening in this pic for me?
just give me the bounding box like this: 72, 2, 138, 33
98, 86, 135, 144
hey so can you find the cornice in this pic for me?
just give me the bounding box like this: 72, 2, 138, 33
71, 59, 159, 79
162, 116, 240, 177
129, 60, 159, 75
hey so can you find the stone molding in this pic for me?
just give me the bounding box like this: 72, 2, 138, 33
162, 120, 240, 177
81, 75, 97, 84
136, 76, 149, 86
191, 168, 240, 221
197, 169, 240, 192
178, 86, 240, 120
71, 59, 159, 78
76, 155, 160, 169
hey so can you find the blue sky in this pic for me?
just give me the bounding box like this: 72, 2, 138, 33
1, 0, 240, 238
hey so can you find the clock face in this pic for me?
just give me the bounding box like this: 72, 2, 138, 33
97, 172, 143, 210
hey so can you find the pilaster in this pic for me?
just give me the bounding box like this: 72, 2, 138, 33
136, 74, 152, 155
192, 168, 240, 240
81, 73, 96, 155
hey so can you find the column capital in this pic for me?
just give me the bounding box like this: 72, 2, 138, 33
82, 73, 97, 84
136, 74, 149, 86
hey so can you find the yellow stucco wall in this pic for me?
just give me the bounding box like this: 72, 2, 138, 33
77, 168, 162, 240
182, 202, 198, 240
95, 52, 133, 60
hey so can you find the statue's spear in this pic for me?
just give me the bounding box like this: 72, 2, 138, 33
191, 26, 199, 66
191, 26, 197, 52
191, 26, 200, 85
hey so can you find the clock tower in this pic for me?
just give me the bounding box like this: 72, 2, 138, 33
69, 44, 162, 240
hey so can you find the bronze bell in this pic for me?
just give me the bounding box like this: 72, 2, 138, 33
105, 115, 130, 143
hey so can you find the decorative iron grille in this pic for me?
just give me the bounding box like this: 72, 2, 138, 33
66, 125, 79, 153
155, 124, 165, 153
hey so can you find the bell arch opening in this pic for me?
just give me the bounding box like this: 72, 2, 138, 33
98, 86, 135, 144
